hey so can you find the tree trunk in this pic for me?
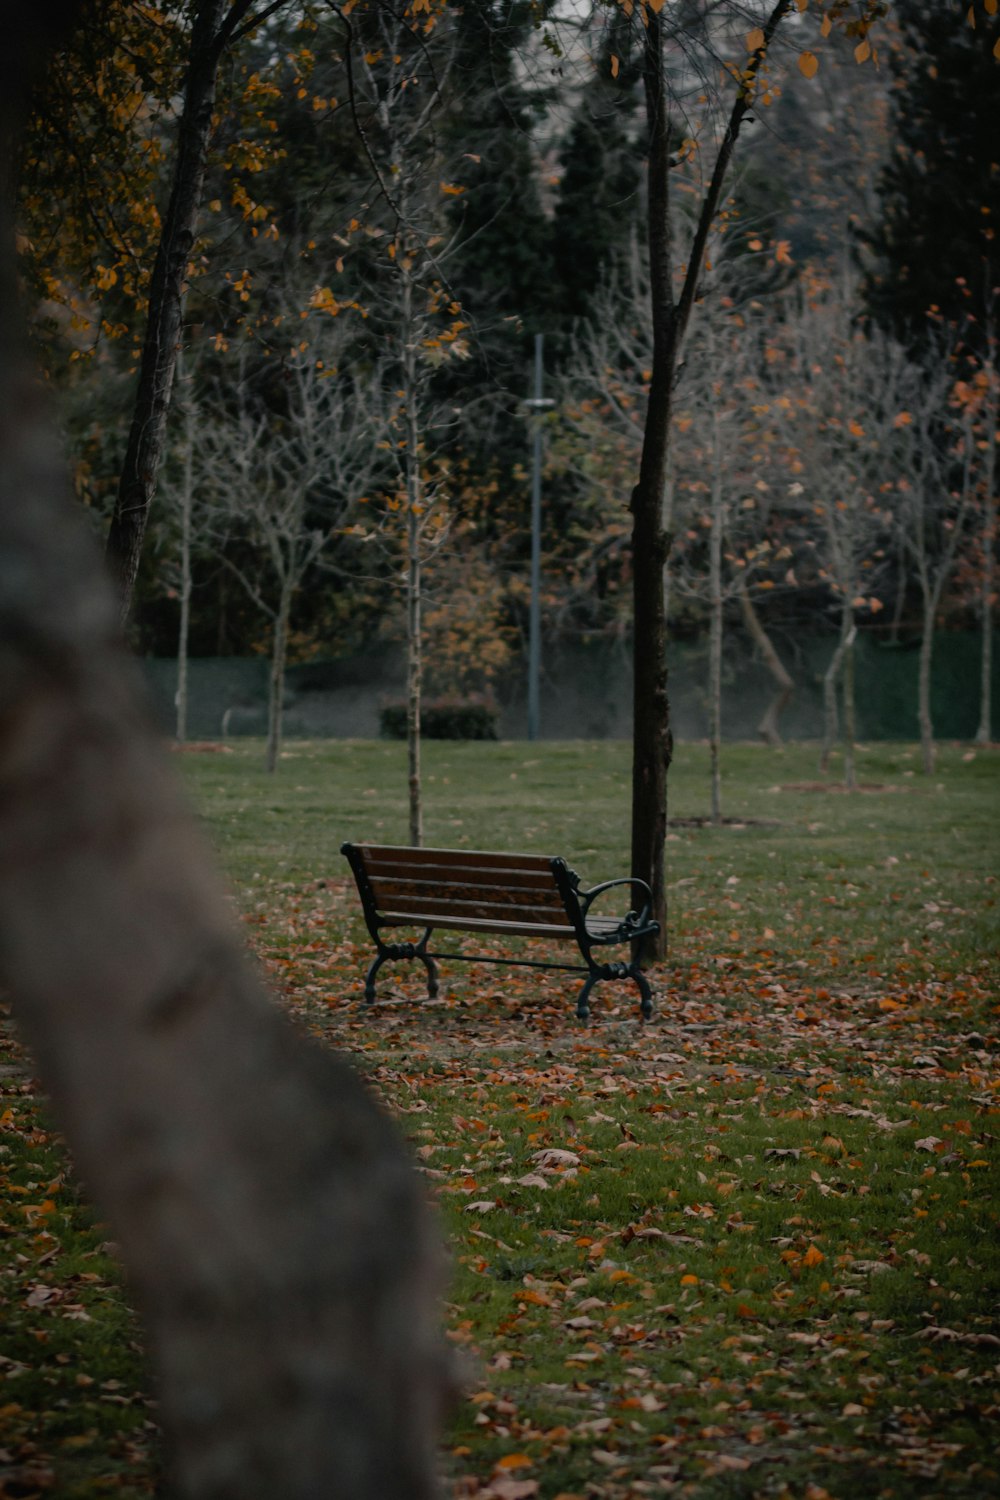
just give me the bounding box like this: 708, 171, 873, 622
976, 363, 997, 744
708, 410, 723, 824
407, 502, 423, 849
736, 578, 793, 748
0, 16, 446, 1496
105, 0, 229, 624
175, 367, 194, 743
630, 0, 791, 958
820, 623, 847, 774
842, 619, 857, 790
918, 598, 935, 774
266, 579, 292, 774
402, 266, 423, 850
631, 7, 674, 961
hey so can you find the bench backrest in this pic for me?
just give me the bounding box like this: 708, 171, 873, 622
342, 842, 577, 936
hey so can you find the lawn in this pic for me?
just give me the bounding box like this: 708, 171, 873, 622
1, 738, 998, 1499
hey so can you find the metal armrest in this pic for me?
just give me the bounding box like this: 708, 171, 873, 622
579, 876, 653, 928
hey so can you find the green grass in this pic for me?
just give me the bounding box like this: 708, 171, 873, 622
2, 737, 998, 1498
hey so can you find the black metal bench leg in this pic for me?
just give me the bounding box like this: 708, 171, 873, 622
576, 973, 600, 1021
632, 967, 654, 1020
364, 951, 390, 1004
419, 952, 440, 999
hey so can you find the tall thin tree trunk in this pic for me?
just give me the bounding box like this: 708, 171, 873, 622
105, 0, 230, 623
842, 618, 857, 790
266, 580, 292, 775
631, 7, 674, 961
976, 359, 997, 744
407, 503, 423, 848
736, 576, 793, 747
820, 609, 852, 774
630, 0, 791, 958
708, 408, 723, 824
918, 597, 935, 775
402, 267, 423, 849
175, 366, 194, 743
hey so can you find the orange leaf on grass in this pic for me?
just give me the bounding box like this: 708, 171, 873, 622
496, 1453, 534, 1470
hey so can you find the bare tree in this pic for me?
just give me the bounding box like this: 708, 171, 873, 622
339, 3, 467, 845
197, 321, 382, 770
895, 361, 976, 773
1, 6, 446, 1496
786, 279, 893, 786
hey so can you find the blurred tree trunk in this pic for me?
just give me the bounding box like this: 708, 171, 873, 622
0, 12, 447, 1495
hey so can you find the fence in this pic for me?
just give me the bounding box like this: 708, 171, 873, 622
141, 631, 999, 743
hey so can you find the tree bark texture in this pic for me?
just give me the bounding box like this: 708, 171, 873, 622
1, 29, 447, 1489
104, 0, 229, 623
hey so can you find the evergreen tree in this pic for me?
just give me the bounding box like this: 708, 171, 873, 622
863, 0, 1000, 357
552, 14, 644, 328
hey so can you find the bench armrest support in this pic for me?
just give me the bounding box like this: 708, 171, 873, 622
578, 876, 653, 927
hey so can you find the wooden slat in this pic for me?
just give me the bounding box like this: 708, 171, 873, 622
358, 844, 554, 873
381, 912, 577, 941
368, 875, 567, 914
366, 864, 560, 896
376, 892, 568, 926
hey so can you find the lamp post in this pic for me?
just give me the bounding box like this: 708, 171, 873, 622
524, 333, 554, 741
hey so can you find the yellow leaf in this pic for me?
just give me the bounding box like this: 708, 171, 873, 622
798, 50, 819, 78
987, 0, 998, 13
440, 182, 465, 196
647, 0, 666, 11
610, 53, 620, 78
995, 35, 1000, 59
364, 50, 382, 64
803, 1244, 825, 1268
821, 14, 832, 36
681, 1273, 699, 1285
855, 38, 871, 63
746, 26, 765, 51
496, 1453, 534, 1471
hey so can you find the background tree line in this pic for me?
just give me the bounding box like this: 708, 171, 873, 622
16, 1, 997, 784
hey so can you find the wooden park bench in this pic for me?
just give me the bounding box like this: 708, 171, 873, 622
341, 842, 658, 1020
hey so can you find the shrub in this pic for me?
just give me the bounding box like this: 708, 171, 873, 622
379, 695, 499, 741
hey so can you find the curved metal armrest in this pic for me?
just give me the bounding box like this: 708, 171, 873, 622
579, 876, 654, 927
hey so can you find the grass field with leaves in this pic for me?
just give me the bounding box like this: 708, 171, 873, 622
1, 738, 998, 1499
